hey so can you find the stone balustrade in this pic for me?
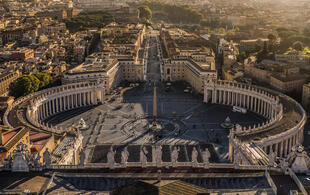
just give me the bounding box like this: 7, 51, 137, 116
47, 162, 270, 171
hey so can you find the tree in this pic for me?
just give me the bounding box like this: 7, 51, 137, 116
9, 73, 52, 98
292, 41, 304, 51
33, 72, 52, 88
9, 75, 40, 98
138, 6, 152, 21
234, 26, 240, 32
268, 33, 276, 42
218, 28, 225, 34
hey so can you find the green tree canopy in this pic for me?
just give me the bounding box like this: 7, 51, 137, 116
33, 72, 52, 88
218, 28, 225, 34
9, 75, 40, 98
9, 73, 52, 98
138, 6, 152, 21
292, 41, 304, 51
135, 2, 204, 24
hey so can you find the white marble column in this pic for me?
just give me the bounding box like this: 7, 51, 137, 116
212, 90, 216, 104
60, 97, 63, 112
93, 90, 98, 104
219, 90, 222, 104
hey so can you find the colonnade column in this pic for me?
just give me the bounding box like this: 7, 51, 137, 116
284, 139, 287, 157
60, 97, 63, 111
88, 92, 91, 105
280, 142, 283, 157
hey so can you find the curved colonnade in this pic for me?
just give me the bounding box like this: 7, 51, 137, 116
4, 82, 105, 134
204, 80, 306, 159
3, 79, 306, 166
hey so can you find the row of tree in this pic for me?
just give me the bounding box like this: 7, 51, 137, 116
276, 27, 310, 53
63, 11, 114, 33
237, 28, 310, 63
134, 1, 204, 24
138, 6, 152, 21
9, 72, 52, 98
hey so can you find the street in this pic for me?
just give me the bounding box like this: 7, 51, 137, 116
146, 32, 161, 81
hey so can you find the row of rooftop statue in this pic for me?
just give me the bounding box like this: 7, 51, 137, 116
106, 145, 211, 169
1, 142, 211, 171
2, 142, 310, 173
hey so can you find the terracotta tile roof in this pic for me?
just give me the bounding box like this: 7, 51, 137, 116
30, 132, 51, 142
2, 131, 17, 145
0, 127, 28, 152
30, 144, 43, 153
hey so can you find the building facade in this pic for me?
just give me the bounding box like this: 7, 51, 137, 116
0, 69, 21, 96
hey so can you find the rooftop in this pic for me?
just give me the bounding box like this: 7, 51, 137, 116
0, 126, 28, 153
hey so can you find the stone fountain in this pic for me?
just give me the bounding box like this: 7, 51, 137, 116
220, 116, 234, 129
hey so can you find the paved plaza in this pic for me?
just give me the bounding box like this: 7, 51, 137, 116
47, 81, 265, 163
